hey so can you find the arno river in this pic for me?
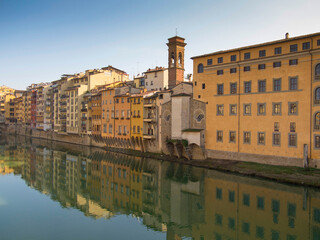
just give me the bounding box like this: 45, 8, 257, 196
0, 136, 319, 240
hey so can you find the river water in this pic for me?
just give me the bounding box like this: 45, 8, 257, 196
0, 135, 319, 240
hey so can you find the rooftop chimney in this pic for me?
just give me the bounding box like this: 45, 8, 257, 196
285, 32, 289, 39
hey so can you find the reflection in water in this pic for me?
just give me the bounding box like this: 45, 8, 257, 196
1, 135, 320, 240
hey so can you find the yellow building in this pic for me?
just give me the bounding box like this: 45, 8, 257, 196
192, 32, 320, 168
130, 93, 144, 140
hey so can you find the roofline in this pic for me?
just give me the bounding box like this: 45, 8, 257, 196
191, 31, 320, 60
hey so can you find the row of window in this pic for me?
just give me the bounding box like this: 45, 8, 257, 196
216, 102, 298, 116
216, 130, 297, 147
203, 40, 320, 66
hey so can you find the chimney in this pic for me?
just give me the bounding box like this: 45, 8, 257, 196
285, 32, 289, 39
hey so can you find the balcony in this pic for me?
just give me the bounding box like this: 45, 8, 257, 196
143, 134, 156, 139
143, 115, 156, 122
81, 108, 87, 112
144, 102, 156, 108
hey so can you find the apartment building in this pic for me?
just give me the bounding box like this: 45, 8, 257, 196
192, 32, 320, 167
130, 93, 144, 140
90, 91, 102, 135
144, 67, 168, 91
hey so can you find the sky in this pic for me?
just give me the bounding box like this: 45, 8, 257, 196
0, 0, 320, 90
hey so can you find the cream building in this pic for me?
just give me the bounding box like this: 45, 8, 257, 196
144, 67, 169, 91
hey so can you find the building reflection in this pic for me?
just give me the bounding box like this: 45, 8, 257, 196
1, 135, 320, 240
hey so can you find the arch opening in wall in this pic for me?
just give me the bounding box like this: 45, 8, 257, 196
315, 87, 320, 104
178, 52, 182, 66
197, 64, 204, 73
315, 112, 320, 130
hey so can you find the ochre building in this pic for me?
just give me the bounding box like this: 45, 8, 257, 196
192, 32, 320, 168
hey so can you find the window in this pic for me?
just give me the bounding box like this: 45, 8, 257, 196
257, 196, 265, 209
258, 64, 266, 70
242, 222, 250, 234
303, 42, 310, 50
315, 135, 320, 149
109, 124, 113, 133
315, 64, 320, 79
290, 44, 298, 52
288, 102, 298, 115
244, 52, 251, 59
230, 83, 237, 94
244, 104, 251, 115
197, 64, 204, 73
229, 191, 235, 202
217, 84, 224, 95
318, 39, 320, 46
218, 57, 223, 63
229, 131, 236, 143
259, 50, 266, 57
273, 103, 281, 115
217, 130, 223, 142
289, 59, 298, 66
228, 218, 235, 230
272, 200, 280, 213
207, 59, 212, 65
258, 80, 266, 92
271, 231, 280, 240
194, 81, 197, 86
215, 214, 223, 225
288, 203, 296, 217
217, 70, 223, 75
257, 103, 266, 115
216, 188, 222, 199
230, 68, 237, 74
273, 133, 281, 146
314, 208, 320, 223
230, 104, 237, 115
244, 66, 250, 72
273, 79, 281, 91
258, 132, 265, 145
274, 122, 279, 131
244, 131, 251, 144
217, 104, 224, 115
315, 88, 320, 107
202, 83, 205, 89
289, 77, 298, 90
231, 55, 237, 61
243, 194, 250, 206
273, 61, 281, 68
244, 81, 251, 93
274, 47, 282, 55
290, 122, 296, 132
256, 226, 264, 239
288, 133, 297, 147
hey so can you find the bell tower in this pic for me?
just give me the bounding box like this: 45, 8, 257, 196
167, 36, 186, 89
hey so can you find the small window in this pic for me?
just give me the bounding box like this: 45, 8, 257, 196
257, 103, 266, 115
290, 122, 296, 133
229, 191, 235, 202
229, 131, 236, 143
194, 81, 197, 86
317, 39, 320, 46
217, 84, 224, 95
230, 68, 237, 74
231, 55, 237, 61
257, 196, 265, 209
244, 81, 251, 93
258, 64, 266, 70
218, 57, 223, 63
243, 131, 251, 144
244, 52, 251, 59
258, 80, 266, 92
259, 50, 266, 57
315, 135, 320, 149
244, 66, 250, 72
275, 47, 282, 55
243, 194, 250, 206
315, 88, 320, 104
207, 59, 212, 65
273, 103, 281, 115
303, 42, 310, 50
242, 222, 250, 234
316, 64, 320, 78
273, 133, 281, 146
217, 104, 224, 115
289, 59, 298, 66
288, 102, 298, 115
197, 64, 204, 73
290, 44, 298, 52
258, 132, 265, 145
244, 104, 251, 115
217, 70, 223, 75
202, 83, 205, 89
274, 122, 280, 132
273, 61, 281, 68
230, 104, 237, 115
216, 188, 222, 199
288, 133, 297, 147
273, 79, 281, 91
230, 83, 237, 94
217, 130, 223, 142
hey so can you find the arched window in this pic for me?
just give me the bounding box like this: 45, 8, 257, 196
178, 52, 182, 65
315, 87, 320, 104
316, 64, 320, 76
315, 112, 320, 130
198, 64, 204, 73
171, 52, 175, 64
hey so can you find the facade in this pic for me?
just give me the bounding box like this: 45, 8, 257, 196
114, 93, 131, 139
91, 92, 102, 135
144, 67, 168, 91
192, 32, 320, 167
130, 93, 144, 141
133, 75, 145, 89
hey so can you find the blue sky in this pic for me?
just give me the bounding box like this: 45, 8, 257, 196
1, 0, 320, 90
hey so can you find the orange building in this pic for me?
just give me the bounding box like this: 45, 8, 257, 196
91, 92, 101, 135
114, 93, 131, 139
